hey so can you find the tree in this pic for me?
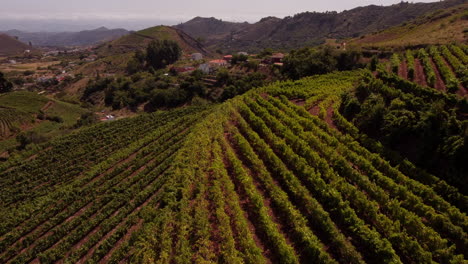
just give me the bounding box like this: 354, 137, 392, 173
0, 71, 13, 93
146, 40, 181, 70
281, 46, 338, 79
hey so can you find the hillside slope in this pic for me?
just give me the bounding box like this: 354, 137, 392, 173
0, 34, 32, 56
74, 25, 212, 76
95, 25, 211, 57
1, 70, 467, 263
177, 0, 466, 52
350, 4, 468, 48
0, 91, 88, 152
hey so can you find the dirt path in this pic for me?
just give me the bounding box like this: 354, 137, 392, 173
41, 101, 55, 112
307, 100, 323, 116
325, 106, 338, 130
223, 131, 276, 264
290, 98, 305, 107
398, 60, 408, 80
98, 220, 144, 264
414, 59, 428, 87
430, 58, 447, 92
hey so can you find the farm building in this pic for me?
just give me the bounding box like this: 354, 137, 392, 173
223, 55, 233, 62
271, 53, 285, 63
191, 53, 203, 61
209, 59, 229, 67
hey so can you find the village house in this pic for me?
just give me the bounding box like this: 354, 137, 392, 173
223, 55, 233, 62
170, 66, 196, 74
198, 63, 211, 74
271, 53, 285, 63
83, 54, 98, 62
209, 59, 229, 67
191, 53, 203, 61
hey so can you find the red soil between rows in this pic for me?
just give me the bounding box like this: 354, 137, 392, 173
430, 58, 447, 92
222, 129, 273, 264
398, 60, 408, 80
414, 59, 428, 87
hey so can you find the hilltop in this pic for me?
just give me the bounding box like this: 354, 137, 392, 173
0, 34, 33, 56
3, 27, 130, 47
95, 25, 211, 57
175, 17, 250, 46
72, 25, 212, 77
176, 0, 466, 52
349, 3, 468, 48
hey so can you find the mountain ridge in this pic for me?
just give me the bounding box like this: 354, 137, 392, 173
176, 0, 467, 52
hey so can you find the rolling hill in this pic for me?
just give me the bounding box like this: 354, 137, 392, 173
0, 34, 32, 56
175, 17, 250, 46
95, 25, 211, 57
349, 4, 468, 48
4, 27, 130, 47
176, 0, 467, 52
74, 25, 213, 76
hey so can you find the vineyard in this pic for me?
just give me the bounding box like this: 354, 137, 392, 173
0, 91, 89, 152
0, 108, 29, 138
1, 68, 466, 263
385, 45, 467, 96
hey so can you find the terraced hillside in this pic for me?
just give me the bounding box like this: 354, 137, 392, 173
1, 71, 467, 263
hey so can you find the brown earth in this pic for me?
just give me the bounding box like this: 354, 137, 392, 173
398, 60, 408, 80
414, 59, 428, 87
430, 58, 447, 92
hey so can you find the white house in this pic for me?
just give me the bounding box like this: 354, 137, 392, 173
191, 53, 203, 61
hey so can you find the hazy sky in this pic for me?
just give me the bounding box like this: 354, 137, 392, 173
2, 0, 440, 22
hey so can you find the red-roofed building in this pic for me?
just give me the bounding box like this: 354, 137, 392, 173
223, 55, 233, 62
209, 59, 228, 67
271, 53, 285, 63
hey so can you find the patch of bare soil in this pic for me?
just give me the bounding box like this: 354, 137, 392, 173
414, 59, 428, 87
290, 98, 305, 107
308, 101, 322, 116
325, 106, 337, 130
41, 101, 55, 112
429, 58, 447, 92
98, 220, 144, 264
398, 61, 408, 80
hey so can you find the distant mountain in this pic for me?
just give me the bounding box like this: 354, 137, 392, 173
176, 0, 467, 52
175, 17, 249, 46
349, 3, 468, 48
95, 25, 212, 57
3, 27, 130, 47
0, 34, 32, 56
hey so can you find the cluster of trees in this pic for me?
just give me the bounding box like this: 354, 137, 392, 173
126, 40, 181, 74
341, 73, 468, 189
217, 69, 267, 101
0, 71, 13, 93
84, 64, 268, 110
281, 46, 364, 79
